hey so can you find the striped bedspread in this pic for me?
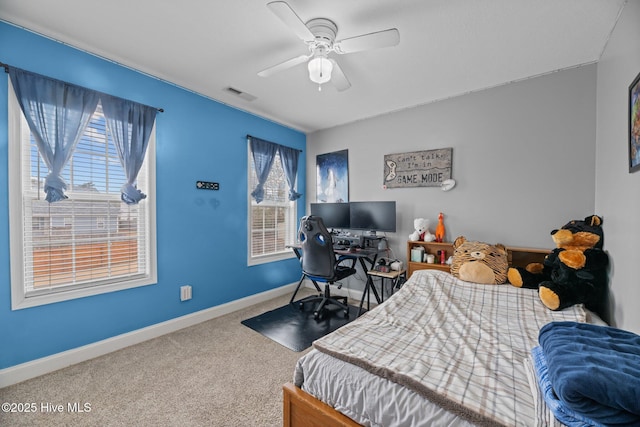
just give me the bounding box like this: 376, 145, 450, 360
313, 270, 590, 427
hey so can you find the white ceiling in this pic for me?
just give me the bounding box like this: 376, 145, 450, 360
0, 0, 626, 133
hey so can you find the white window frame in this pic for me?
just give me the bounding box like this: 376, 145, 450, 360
247, 143, 297, 266
8, 81, 157, 310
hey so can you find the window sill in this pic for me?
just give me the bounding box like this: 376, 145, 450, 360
248, 250, 295, 266
12, 275, 157, 310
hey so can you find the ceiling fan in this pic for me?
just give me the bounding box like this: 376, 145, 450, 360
258, 1, 400, 91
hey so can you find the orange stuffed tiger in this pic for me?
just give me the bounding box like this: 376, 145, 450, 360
450, 236, 509, 284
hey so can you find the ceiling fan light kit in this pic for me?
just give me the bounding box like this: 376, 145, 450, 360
308, 56, 332, 86
260, 1, 400, 92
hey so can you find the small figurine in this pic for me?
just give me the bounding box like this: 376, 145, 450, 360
435, 212, 446, 243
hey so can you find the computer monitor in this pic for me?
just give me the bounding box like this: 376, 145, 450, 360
309, 202, 350, 230
349, 201, 397, 233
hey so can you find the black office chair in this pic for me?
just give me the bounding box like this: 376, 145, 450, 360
295, 215, 357, 320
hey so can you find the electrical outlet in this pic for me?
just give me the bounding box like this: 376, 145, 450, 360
180, 285, 192, 301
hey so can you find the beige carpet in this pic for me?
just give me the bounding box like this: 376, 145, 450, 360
0, 289, 332, 427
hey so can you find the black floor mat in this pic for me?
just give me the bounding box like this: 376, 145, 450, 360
241, 301, 358, 352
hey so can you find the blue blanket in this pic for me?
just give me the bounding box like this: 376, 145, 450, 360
532, 346, 606, 427
538, 321, 640, 426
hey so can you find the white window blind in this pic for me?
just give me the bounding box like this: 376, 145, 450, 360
248, 145, 296, 265
9, 83, 157, 309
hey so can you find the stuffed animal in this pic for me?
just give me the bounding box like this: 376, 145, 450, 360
450, 236, 509, 284
507, 215, 609, 316
409, 218, 435, 242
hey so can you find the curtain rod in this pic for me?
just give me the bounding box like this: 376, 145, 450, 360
0, 61, 164, 113
246, 134, 302, 152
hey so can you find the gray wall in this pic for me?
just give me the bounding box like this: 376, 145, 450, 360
595, 0, 640, 333
307, 64, 597, 294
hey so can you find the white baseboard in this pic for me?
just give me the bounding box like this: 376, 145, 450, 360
0, 282, 298, 388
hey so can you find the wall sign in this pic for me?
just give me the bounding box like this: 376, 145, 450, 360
196, 181, 219, 190
383, 148, 452, 188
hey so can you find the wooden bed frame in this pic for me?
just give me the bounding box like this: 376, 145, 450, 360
283, 382, 359, 427
282, 246, 549, 427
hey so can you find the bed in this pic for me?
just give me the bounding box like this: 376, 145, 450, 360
283, 248, 607, 427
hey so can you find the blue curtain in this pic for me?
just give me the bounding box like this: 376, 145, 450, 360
9, 68, 99, 202
249, 136, 278, 203
278, 145, 302, 201
101, 95, 157, 204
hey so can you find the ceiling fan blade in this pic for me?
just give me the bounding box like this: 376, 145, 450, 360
258, 54, 310, 77
266, 1, 315, 43
329, 59, 351, 92
334, 28, 400, 54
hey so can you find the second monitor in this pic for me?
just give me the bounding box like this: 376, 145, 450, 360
349, 201, 396, 233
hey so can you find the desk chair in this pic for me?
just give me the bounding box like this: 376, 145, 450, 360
296, 215, 357, 320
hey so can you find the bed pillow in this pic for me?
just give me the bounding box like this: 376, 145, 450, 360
451, 236, 509, 284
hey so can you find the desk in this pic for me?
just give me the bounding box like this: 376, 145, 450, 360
334, 247, 382, 315
287, 244, 382, 316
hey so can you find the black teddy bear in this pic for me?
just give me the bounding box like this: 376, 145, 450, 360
507, 215, 609, 317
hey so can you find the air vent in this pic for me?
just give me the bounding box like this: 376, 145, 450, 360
225, 87, 257, 102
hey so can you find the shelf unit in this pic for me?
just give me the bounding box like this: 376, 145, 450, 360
406, 241, 453, 277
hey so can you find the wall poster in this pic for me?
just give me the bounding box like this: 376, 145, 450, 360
316, 149, 349, 202
629, 70, 640, 173
383, 148, 452, 188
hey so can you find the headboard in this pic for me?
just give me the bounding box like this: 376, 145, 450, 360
506, 246, 549, 268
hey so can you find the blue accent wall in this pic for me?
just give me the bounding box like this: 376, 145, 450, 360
0, 22, 306, 369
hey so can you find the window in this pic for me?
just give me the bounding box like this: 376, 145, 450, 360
8, 83, 157, 310
248, 144, 297, 265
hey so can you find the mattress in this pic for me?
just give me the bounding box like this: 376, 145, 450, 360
295, 348, 476, 426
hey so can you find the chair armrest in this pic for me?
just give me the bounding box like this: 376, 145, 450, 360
336, 255, 357, 268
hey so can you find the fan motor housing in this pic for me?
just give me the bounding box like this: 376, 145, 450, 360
306, 18, 337, 46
